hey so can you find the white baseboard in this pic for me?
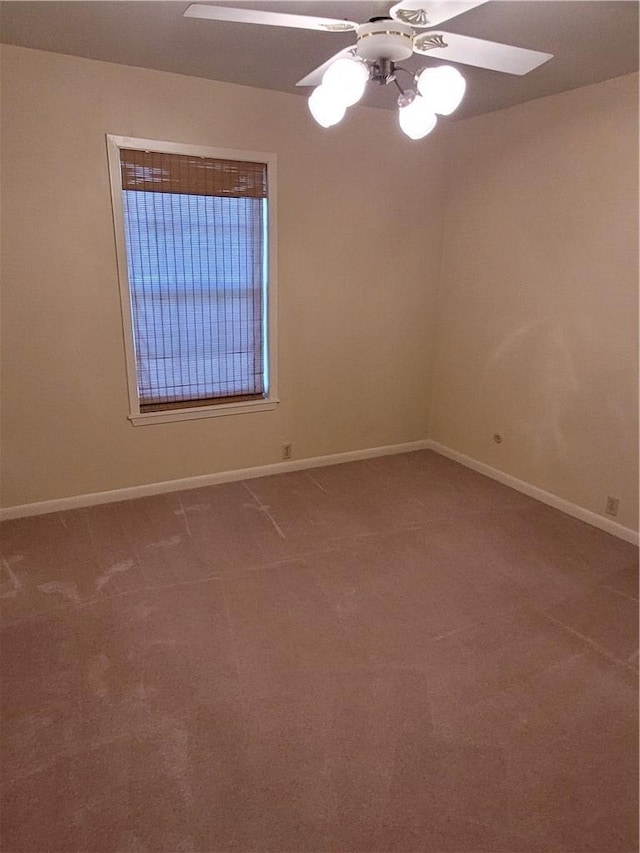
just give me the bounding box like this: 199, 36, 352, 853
429, 441, 639, 546
3, 438, 638, 546
0, 439, 432, 521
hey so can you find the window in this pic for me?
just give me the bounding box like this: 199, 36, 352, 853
107, 136, 277, 424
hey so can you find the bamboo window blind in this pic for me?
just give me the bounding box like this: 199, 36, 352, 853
119, 148, 268, 412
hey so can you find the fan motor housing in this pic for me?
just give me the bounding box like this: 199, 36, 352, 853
355, 20, 414, 62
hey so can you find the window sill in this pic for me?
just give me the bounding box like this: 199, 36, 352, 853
129, 398, 279, 426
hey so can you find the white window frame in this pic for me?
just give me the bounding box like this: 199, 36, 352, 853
106, 135, 278, 426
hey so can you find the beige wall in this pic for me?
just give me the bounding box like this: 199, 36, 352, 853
1, 47, 638, 534
430, 73, 639, 530
0, 45, 446, 507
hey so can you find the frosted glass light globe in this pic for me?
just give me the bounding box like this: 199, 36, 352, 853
308, 85, 347, 128
322, 58, 369, 107
398, 92, 437, 140
415, 65, 466, 115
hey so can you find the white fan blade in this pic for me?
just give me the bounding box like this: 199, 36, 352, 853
413, 31, 553, 75
390, 1, 489, 28
296, 46, 359, 87
184, 4, 358, 33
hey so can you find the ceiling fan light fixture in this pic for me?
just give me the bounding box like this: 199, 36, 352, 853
322, 57, 369, 106
397, 90, 437, 139
308, 84, 347, 127
415, 65, 466, 115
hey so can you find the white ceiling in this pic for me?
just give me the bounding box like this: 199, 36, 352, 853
0, 1, 638, 118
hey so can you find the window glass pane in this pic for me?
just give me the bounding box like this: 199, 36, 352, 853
121, 188, 265, 406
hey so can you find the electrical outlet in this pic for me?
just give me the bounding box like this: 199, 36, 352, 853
605, 496, 619, 517
282, 443, 292, 461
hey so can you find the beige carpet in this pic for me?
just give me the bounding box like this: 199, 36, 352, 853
1, 451, 638, 852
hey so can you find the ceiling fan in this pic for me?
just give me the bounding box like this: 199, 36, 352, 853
184, 2, 553, 138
